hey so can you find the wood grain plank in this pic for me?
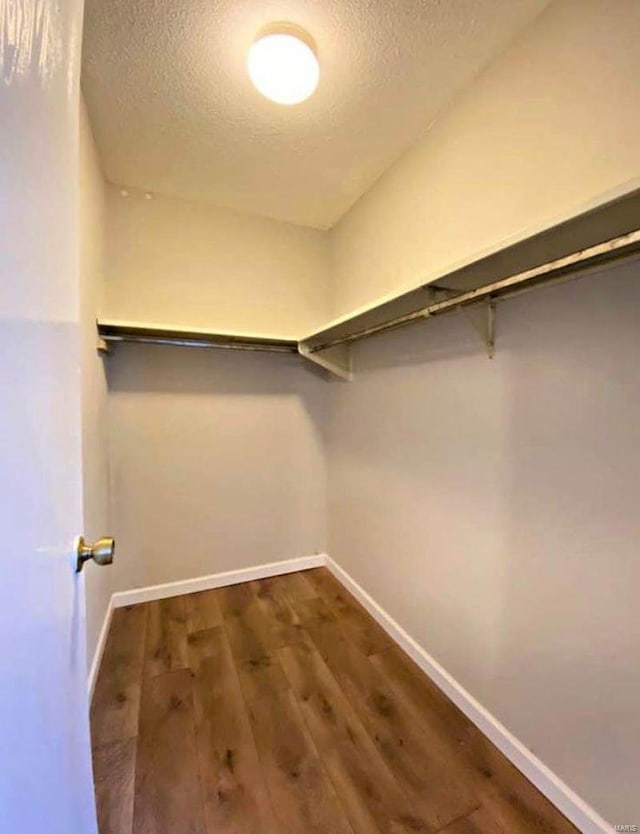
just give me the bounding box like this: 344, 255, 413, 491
187, 627, 279, 834
249, 576, 280, 600
133, 670, 206, 834
304, 567, 341, 593
371, 648, 579, 834
293, 596, 359, 662
235, 654, 291, 705
93, 737, 137, 834
334, 602, 393, 657
305, 568, 392, 656
369, 647, 474, 743
463, 742, 579, 834
144, 597, 188, 677
437, 806, 504, 833
224, 600, 278, 663
308, 632, 478, 829
91, 604, 148, 747
184, 590, 223, 633
293, 595, 339, 626
279, 636, 434, 834
250, 577, 305, 648
246, 677, 355, 834
217, 583, 255, 619
273, 570, 318, 603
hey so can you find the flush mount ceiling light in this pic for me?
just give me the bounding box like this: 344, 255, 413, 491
247, 24, 319, 105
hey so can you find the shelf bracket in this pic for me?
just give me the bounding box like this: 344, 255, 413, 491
298, 341, 353, 381
97, 337, 111, 355
462, 298, 496, 358
427, 284, 459, 300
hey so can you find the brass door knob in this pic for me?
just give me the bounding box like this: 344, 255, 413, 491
76, 536, 115, 573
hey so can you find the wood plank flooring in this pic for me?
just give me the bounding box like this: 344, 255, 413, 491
91, 568, 579, 834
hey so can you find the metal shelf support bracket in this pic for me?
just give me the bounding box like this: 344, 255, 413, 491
298, 341, 353, 381
462, 298, 496, 359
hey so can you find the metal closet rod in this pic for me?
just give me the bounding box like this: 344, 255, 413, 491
111, 336, 297, 353
97, 324, 299, 354
308, 228, 640, 354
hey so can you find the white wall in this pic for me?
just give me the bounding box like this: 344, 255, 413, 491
106, 344, 327, 591
79, 97, 112, 668
100, 176, 331, 597
104, 186, 331, 338
329, 0, 640, 320
327, 262, 640, 826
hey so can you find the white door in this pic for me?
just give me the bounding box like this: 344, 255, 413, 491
0, 2, 98, 832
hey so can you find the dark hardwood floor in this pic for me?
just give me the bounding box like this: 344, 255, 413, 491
91, 568, 579, 834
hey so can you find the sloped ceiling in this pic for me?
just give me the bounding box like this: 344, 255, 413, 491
82, 0, 550, 229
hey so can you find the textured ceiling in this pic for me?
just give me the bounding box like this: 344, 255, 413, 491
82, 0, 549, 229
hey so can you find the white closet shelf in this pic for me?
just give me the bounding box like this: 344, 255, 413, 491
98, 186, 640, 380
300, 185, 640, 369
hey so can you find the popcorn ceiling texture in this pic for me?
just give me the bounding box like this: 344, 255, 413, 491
81, 0, 549, 230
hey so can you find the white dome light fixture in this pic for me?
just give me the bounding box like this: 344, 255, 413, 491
248, 24, 319, 105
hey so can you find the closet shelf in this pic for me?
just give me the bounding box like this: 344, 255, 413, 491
98, 187, 640, 380
300, 186, 640, 360
97, 321, 299, 354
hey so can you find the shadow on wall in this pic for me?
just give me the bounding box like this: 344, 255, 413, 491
350, 306, 492, 373
105, 340, 327, 397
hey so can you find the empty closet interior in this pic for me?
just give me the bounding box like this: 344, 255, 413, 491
79, 1, 640, 832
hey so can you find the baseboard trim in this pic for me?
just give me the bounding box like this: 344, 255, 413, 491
325, 556, 614, 834
110, 554, 327, 609
88, 594, 115, 701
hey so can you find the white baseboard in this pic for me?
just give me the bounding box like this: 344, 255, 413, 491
88, 594, 115, 701
110, 554, 327, 608
325, 556, 614, 834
